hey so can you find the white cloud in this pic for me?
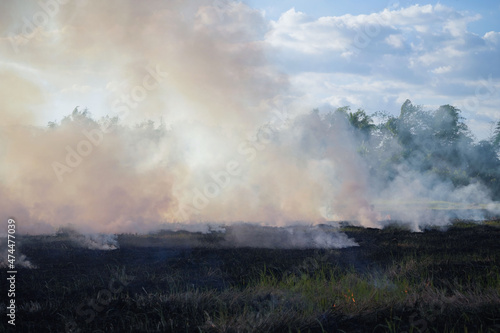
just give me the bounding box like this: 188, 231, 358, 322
385, 34, 404, 48
484, 31, 500, 45
432, 66, 452, 74
266, 8, 354, 54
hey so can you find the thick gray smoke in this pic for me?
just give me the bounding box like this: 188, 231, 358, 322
0, 0, 375, 238
0, 0, 498, 245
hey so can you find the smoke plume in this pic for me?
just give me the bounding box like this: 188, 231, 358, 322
0, 236, 37, 269
0, 0, 498, 241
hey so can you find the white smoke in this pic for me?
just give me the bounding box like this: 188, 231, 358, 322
223, 224, 358, 249
0, 236, 37, 269
0, 0, 498, 241
57, 229, 119, 250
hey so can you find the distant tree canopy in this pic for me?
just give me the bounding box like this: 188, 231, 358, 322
335, 106, 376, 136
494, 120, 500, 150
304, 99, 500, 200
49, 102, 500, 200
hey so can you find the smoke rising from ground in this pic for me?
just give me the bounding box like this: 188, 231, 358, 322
223, 224, 359, 249
0, 237, 37, 269
56, 228, 120, 250
0, 1, 498, 240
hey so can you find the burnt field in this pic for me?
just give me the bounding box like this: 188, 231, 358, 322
2, 221, 500, 333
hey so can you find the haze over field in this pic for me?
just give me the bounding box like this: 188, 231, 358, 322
1, 0, 499, 236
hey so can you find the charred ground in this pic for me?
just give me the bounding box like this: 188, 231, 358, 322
1, 220, 500, 332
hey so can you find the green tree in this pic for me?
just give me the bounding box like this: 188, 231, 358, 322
400, 99, 420, 117
61, 107, 96, 126
347, 109, 376, 135
493, 120, 500, 150
393, 100, 431, 153
332, 106, 375, 137
432, 104, 469, 145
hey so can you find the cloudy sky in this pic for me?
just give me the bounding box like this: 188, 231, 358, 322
250, 0, 500, 139
1, 0, 499, 139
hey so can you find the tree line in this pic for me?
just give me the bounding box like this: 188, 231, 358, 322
49, 102, 500, 201
303, 99, 500, 200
